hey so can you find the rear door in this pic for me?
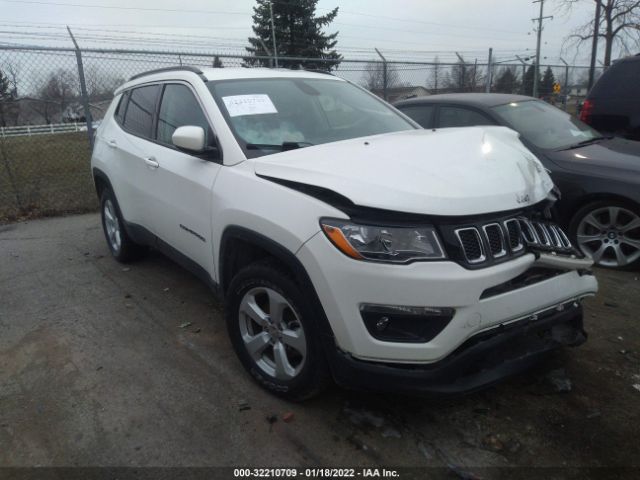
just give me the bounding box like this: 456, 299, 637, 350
106, 84, 161, 227
140, 82, 222, 273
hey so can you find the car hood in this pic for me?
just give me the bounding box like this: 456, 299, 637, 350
253, 127, 554, 216
545, 137, 640, 181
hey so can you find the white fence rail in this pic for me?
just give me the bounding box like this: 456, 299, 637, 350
0, 122, 88, 138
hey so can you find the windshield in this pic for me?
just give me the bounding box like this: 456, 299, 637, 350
208, 77, 415, 158
492, 100, 603, 150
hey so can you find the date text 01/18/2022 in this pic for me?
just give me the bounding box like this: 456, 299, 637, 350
233, 468, 400, 478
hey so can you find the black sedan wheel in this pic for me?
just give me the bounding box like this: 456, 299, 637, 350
570, 200, 640, 269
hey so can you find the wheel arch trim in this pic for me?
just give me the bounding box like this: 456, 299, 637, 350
219, 225, 336, 341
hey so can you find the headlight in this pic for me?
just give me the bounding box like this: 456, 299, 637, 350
320, 219, 446, 263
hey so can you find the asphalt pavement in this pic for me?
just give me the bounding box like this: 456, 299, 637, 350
1, 214, 639, 475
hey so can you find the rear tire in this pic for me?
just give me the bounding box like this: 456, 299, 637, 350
225, 260, 330, 401
100, 188, 146, 263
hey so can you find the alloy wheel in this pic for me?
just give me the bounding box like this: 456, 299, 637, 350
103, 199, 122, 253
238, 286, 307, 381
576, 206, 640, 267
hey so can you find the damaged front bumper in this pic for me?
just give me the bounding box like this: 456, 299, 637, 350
327, 301, 586, 396
326, 301, 586, 396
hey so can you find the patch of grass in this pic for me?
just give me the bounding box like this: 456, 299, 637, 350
0, 132, 97, 223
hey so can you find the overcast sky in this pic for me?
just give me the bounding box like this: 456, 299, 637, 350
0, 0, 603, 65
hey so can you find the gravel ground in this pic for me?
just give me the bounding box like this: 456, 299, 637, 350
1, 214, 638, 478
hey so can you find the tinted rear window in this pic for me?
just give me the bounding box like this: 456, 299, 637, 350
590, 59, 640, 99
123, 85, 160, 138
438, 106, 494, 128
398, 104, 435, 128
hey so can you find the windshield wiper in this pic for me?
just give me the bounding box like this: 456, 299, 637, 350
559, 136, 610, 151
246, 141, 314, 151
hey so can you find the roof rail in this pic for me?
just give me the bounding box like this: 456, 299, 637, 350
129, 66, 205, 81
303, 69, 335, 76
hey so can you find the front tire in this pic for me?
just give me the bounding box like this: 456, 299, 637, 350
100, 188, 145, 263
569, 199, 640, 269
225, 260, 330, 401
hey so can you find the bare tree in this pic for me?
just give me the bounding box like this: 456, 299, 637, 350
361, 61, 400, 91
84, 64, 124, 101
0, 62, 20, 126
445, 56, 485, 92
427, 56, 445, 93
560, 0, 640, 66
30, 69, 78, 123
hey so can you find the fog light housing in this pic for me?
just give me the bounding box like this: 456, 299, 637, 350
360, 304, 455, 343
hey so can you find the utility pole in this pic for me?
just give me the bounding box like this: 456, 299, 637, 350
455, 52, 466, 92
269, 1, 278, 68
532, 0, 552, 98
560, 57, 569, 110
485, 48, 493, 93
258, 38, 273, 68
433, 60, 439, 92
588, 0, 602, 91
516, 55, 528, 95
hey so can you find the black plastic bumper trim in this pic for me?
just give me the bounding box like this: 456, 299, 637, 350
326, 304, 585, 396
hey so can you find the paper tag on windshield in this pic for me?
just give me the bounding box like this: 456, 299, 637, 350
222, 94, 278, 117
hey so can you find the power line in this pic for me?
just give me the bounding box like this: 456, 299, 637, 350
0, 0, 560, 38
0, 0, 250, 15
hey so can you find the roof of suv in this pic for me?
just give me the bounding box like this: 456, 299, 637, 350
129, 66, 340, 83
117, 66, 343, 94
394, 93, 535, 108
199, 67, 340, 81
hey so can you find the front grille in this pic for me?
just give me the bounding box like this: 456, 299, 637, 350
455, 228, 485, 263
504, 219, 523, 252
453, 217, 573, 267
518, 218, 573, 251
483, 223, 507, 258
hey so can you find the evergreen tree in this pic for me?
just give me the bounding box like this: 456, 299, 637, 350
523, 64, 536, 97
494, 67, 520, 94
539, 66, 556, 98
245, 0, 341, 71
213, 56, 224, 68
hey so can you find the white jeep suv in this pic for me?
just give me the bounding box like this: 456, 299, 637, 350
92, 66, 598, 399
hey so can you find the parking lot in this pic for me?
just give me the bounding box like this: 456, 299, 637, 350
1, 214, 639, 474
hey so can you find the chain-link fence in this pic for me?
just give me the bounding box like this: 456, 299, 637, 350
0, 44, 599, 223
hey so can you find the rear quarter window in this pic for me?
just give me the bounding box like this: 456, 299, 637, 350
590, 59, 640, 99
397, 104, 435, 129
438, 106, 495, 128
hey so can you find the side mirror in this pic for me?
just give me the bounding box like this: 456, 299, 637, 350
172, 125, 206, 153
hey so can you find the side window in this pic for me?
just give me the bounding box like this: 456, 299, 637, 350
122, 85, 160, 139
114, 91, 129, 125
438, 106, 494, 128
157, 84, 211, 146
398, 105, 435, 129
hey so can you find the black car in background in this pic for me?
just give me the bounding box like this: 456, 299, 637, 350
581, 54, 640, 141
395, 93, 640, 269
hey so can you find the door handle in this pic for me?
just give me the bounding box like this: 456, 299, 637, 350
107, 139, 117, 148
144, 157, 159, 169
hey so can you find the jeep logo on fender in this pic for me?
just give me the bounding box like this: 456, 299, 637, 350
516, 193, 530, 204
